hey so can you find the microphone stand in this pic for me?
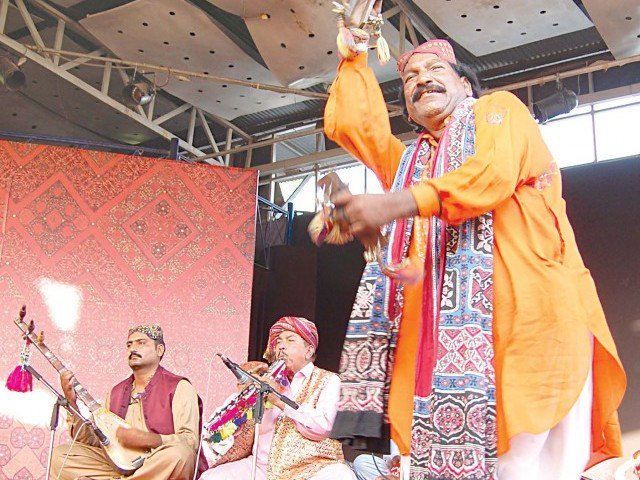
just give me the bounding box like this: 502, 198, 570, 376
230, 363, 298, 480
24, 365, 97, 480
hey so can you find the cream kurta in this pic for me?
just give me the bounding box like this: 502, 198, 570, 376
51, 379, 199, 480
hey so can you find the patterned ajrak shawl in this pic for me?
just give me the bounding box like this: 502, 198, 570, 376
334, 97, 497, 480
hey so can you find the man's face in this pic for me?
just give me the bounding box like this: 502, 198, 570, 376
274, 331, 314, 374
126, 331, 163, 370
401, 53, 472, 132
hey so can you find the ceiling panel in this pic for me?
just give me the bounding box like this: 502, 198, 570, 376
49, 0, 91, 8
205, 0, 253, 17
80, 0, 311, 120
412, 0, 592, 56
245, 2, 409, 87
3, 4, 45, 37
0, 89, 107, 142
583, 0, 640, 59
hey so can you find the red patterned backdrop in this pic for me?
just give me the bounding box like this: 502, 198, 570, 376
0, 140, 257, 479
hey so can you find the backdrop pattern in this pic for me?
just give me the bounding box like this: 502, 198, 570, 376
0, 140, 257, 479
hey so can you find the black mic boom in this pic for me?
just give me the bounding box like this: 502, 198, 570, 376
217, 353, 249, 384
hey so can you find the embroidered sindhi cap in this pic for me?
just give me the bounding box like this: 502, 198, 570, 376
397, 39, 457, 73
128, 324, 164, 343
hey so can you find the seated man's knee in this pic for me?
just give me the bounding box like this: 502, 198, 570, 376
50, 444, 71, 472
153, 443, 195, 470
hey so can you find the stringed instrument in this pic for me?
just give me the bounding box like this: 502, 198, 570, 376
14, 306, 145, 475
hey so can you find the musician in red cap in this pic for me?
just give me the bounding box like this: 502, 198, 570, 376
324, 34, 625, 480
201, 316, 355, 480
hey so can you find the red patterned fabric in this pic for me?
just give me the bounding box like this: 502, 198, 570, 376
0, 140, 256, 478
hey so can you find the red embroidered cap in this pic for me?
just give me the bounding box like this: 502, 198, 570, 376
397, 39, 457, 73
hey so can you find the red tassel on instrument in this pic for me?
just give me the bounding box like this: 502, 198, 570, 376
5, 365, 33, 392
6, 330, 33, 393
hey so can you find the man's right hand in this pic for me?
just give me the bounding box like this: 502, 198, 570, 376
60, 369, 78, 408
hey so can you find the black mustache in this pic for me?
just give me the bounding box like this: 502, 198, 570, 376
412, 84, 446, 103
129, 353, 141, 359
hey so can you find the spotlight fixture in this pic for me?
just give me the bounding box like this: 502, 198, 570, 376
0, 54, 26, 91
533, 81, 578, 124
122, 78, 155, 107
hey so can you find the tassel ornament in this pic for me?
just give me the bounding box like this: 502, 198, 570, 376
5, 336, 33, 392
376, 35, 391, 65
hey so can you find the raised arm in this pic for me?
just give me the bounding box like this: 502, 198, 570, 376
324, 54, 406, 191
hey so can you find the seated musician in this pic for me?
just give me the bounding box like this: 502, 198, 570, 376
51, 325, 207, 480
201, 316, 355, 480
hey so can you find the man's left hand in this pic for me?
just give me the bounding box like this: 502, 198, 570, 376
116, 426, 161, 450
259, 375, 286, 410
332, 190, 419, 236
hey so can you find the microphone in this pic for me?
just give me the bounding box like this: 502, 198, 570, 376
217, 353, 250, 385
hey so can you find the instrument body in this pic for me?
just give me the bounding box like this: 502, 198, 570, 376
202, 359, 289, 465
14, 307, 145, 475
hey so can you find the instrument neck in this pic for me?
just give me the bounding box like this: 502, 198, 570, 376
14, 318, 101, 412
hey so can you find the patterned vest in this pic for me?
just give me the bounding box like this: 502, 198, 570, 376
266, 367, 345, 480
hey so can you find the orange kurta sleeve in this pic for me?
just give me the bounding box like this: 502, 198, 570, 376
410, 91, 550, 224
324, 54, 406, 191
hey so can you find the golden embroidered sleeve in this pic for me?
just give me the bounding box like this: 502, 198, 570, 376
324, 53, 406, 190
410, 91, 551, 224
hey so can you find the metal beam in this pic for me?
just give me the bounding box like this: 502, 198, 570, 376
153, 103, 192, 126
404, 13, 420, 47
52, 18, 64, 65
0, 0, 7, 35
243, 141, 253, 168
14, 0, 47, 52
198, 126, 322, 162
284, 174, 313, 203
281, 140, 307, 157
398, 13, 407, 55
60, 48, 103, 71
482, 55, 640, 93
391, 0, 436, 40
383, 5, 401, 19
146, 91, 155, 120
224, 128, 233, 166
0, 33, 206, 157
100, 60, 111, 95
203, 111, 250, 141
258, 158, 359, 186
197, 108, 224, 164
187, 106, 197, 146
26, 0, 107, 49
26, 46, 330, 101
254, 131, 417, 179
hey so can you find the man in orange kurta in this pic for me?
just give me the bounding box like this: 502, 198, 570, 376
324, 39, 625, 479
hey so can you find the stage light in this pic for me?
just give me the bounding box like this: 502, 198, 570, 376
0, 54, 26, 91
260, 13, 271, 20
533, 81, 578, 124
122, 79, 155, 107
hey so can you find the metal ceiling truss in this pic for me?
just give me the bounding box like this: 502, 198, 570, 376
0, 0, 256, 163
3, 0, 639, 190
248, 55, 640, 189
